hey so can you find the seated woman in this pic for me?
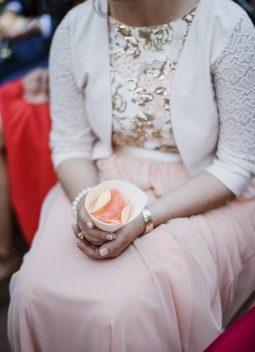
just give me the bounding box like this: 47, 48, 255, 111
8, 0, 255, 351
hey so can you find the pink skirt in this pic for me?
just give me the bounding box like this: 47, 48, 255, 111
8, 151, 255, 352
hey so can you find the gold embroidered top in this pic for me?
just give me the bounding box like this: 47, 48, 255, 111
109, 10, 196, 153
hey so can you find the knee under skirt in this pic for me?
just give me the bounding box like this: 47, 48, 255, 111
8, 151, 255, 352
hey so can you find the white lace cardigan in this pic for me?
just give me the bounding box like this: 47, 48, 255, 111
49, 0, 255, 196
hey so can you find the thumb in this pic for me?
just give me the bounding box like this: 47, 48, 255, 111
78, 207, 95, 231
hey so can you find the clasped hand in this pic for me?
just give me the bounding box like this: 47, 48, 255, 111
72, 197, 145, 260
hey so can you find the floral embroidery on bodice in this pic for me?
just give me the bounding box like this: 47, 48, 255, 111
109, 10, 196, 152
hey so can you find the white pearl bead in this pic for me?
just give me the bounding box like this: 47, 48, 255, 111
72, 188, 90, 217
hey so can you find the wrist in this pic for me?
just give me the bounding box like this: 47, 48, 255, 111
146, 201, 167, 228
137, 213, 146, 235
142, 207, 154, 235
77, 194, 87, 213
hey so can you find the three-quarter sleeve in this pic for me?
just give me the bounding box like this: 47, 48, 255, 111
206, 13, 255, 196
49, 14, 96, 169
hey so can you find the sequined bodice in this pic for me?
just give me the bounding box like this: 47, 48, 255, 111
50, 2, 255, 195
110, 10, 195, 153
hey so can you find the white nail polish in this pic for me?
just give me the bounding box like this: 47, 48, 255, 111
106, 234, 114, 241
100, 248, 108, 257
87, 221, 94, 229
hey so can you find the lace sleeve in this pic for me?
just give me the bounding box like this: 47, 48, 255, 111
208, 13, 255, 196
49, 14, 96, 169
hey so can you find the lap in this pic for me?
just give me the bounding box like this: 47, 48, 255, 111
15, 184, 156, 303
9, 183, 255, 351
16, 184, 255, 314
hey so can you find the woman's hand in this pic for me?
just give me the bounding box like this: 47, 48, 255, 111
75, 213, 145, 259
0, 13, 41, 42
23, 68, 49, 104
74, 196, 117, 246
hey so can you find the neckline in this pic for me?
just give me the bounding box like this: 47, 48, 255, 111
108, 2, 200, 30
109, 15, 181, 30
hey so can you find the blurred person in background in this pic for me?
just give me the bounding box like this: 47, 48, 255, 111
0, 0, 56, 84
0, 0, 83, 286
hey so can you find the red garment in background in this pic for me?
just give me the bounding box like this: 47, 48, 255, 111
0, 79, 56, 245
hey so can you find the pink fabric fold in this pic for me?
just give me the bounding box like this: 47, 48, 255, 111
8, 151, 255, 352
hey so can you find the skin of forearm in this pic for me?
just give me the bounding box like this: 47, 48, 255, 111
148, 171, 235, 227
56, 158, 99, 202
57, 160, 234, 229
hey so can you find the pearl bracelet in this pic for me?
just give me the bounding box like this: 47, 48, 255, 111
72, 188, 91, 217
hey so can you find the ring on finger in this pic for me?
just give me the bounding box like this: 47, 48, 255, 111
76, 232, 84, 240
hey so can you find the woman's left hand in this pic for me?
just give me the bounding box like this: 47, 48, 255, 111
75, 214, 145, 260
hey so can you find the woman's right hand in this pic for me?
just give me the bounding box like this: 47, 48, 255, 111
75, 197, 116, 246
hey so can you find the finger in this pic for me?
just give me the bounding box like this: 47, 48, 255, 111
72, 224, 105, 245
83, 233, 105, 246
76, 239, 102, 260
72, 224, 81, 237
98, 233, 131, 259
78, 217, 116, 242
77, 217, 92, 236
87, 227, 116, 241
77, 203, 116, 241
77, 209, 94, 231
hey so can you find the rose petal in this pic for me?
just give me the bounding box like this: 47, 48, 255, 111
121, 198, 133, 225
91, 190, 112, 212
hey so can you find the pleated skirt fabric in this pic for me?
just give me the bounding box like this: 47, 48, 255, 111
8, 151, 255, 352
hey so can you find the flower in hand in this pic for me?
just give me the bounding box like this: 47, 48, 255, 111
73, 213, 145, 260
74, 195, 117, 247
72, 180, 148, 258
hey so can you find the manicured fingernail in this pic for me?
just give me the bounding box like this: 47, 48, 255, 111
100, 248, 108, 257
76, 239, 86, 250
87, 221, 94, 229
106, 234, 115, 241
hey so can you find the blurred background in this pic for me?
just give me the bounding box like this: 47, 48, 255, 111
0, 1, 83, 351
0, 1, 254, 351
